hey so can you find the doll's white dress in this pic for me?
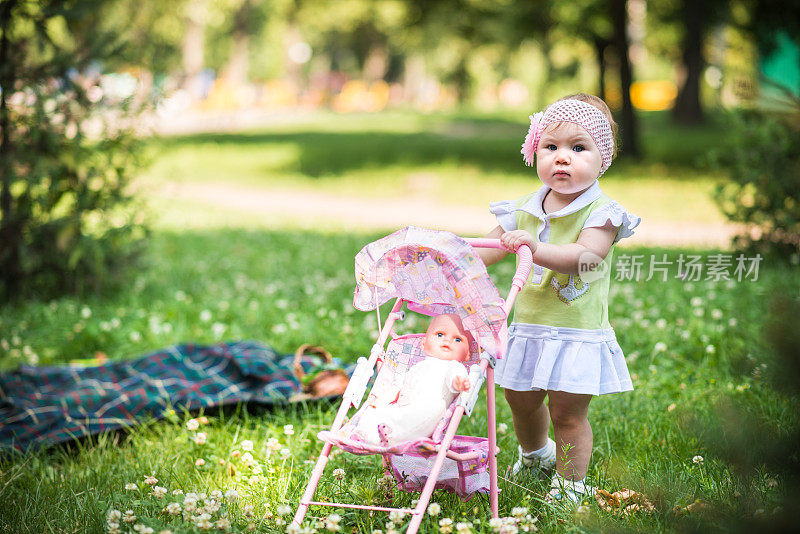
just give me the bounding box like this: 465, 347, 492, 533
354, 358, 468, 445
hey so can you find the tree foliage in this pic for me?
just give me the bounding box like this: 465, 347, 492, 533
0, 0, 147, 300
714, 94, 800, 258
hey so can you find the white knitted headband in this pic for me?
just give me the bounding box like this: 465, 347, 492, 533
521, 99, 615, 175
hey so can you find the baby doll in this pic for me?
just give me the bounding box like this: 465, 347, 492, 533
352, 313, 472, 446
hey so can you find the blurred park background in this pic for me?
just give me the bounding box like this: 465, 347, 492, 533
2, 0, 800, 302
2, 1, 800, 532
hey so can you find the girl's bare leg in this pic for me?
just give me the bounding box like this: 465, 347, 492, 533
503, 389, 550, 451
547, 391, 593, 480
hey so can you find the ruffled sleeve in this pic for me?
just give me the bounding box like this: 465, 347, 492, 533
489, 200, 518, 231
582, 201, 641, 243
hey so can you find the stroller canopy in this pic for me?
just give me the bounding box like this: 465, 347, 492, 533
353, 226, 507, 358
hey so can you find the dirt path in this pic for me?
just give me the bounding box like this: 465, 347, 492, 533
160, 182, 738, 248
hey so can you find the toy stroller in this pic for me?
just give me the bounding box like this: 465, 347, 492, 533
293, 226, 533, 533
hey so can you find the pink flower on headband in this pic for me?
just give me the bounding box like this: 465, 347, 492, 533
521, 112, 543, 167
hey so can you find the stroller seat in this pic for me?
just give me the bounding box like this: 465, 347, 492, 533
318, 334, 473, 455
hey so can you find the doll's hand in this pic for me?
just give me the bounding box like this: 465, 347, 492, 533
500, 230, 537, 253
452, 375, 471, 392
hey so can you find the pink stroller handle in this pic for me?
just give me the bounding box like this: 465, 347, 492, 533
464, 238, 533, 312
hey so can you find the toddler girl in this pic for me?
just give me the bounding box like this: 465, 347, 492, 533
477, 93, 640, 502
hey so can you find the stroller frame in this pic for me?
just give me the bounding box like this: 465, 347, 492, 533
293, 238, 533, 533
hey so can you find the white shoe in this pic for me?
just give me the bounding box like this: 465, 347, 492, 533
511, 438, 557, 476
546, 474, 595, 504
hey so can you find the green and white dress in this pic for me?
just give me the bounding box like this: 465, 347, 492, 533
490, 181, 640, 395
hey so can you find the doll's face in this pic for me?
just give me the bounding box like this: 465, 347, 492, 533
422, 314, 471, 363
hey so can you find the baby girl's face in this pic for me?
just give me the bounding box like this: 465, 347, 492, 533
536, 121, 603, 195
422, 314, 471, 362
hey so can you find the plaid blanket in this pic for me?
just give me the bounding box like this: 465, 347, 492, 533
0, 341, 345, 452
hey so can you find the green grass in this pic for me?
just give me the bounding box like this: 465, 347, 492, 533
2, 110, 792, 533
141, 110, 729, 228
1, 228, 796, 533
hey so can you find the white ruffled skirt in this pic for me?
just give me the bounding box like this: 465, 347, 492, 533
494, 323, 633, 396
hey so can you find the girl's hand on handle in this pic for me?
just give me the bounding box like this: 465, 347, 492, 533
452, 375, 471, 392
500, 230, 537, 254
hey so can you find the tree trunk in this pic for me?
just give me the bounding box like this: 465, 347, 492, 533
610, 0, 640, 157
182, 0, 206, 96
0, 0, 20, 298
672, 0, 705, 124
363, 43, 389, 82
593, 36, 609, 103
224, 0, 250, 85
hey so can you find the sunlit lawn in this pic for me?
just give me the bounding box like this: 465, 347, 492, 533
141, 110, 728, 228
1, 110, 794, 533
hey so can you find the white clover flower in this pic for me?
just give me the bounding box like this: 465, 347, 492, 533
325, 513, 342, 531
210, 489, 223, 501
654, 342, 667, 353
211, 322, 226, 338
165, 502, 181, 515
152, 486, 167, 498
283, 424, 295, 436
172, 489, 183, 496
224, 489, 238, 501
332, 468, 345, 480
241, 440, 254, 452
690, 297, 703, 307
200, 310, 212, 322
193, 432, 208, 445
280, 448, 291, 458
106, 509, 122, 523
144, 475, 158, 485
243, 504, 254, 517
124, 483, 138, 490
389, 510, 405, 523
439, 518, 454, 534
195, 513, 212, 530
215, 517, 232, 531
693, 455, 704, 464
160, 530, 173, 534
107, 523, 121, 534
186, 419, 200, 431
252, 464, 263, 475
81, 306, 92, 319
371, 530, 384, 534
204, 500, 221, 514
706, 345, 715, 354
511, 507, 528, 519
184, 492, 199, 501
455, 521, 473, 534
195, 458, 206, 467
277, 504, 293, 516
267, 438, 282, 451
497, 423, 508, 434
241, 452, 255, 465
285, 524, 301, 534
711, 309, 723, 320
183, 500, 197, 513
376, 473, 395, 493
427, 502, 441, 516
123, 510, 136, 523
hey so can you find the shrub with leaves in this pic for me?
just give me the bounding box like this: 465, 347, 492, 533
714, 96, 800, 259
0, 0, 147, 300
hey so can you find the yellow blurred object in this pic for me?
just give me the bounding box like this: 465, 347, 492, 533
630, 80, 677, 111
259, 80, 298, 109
332, 80, 390, 113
